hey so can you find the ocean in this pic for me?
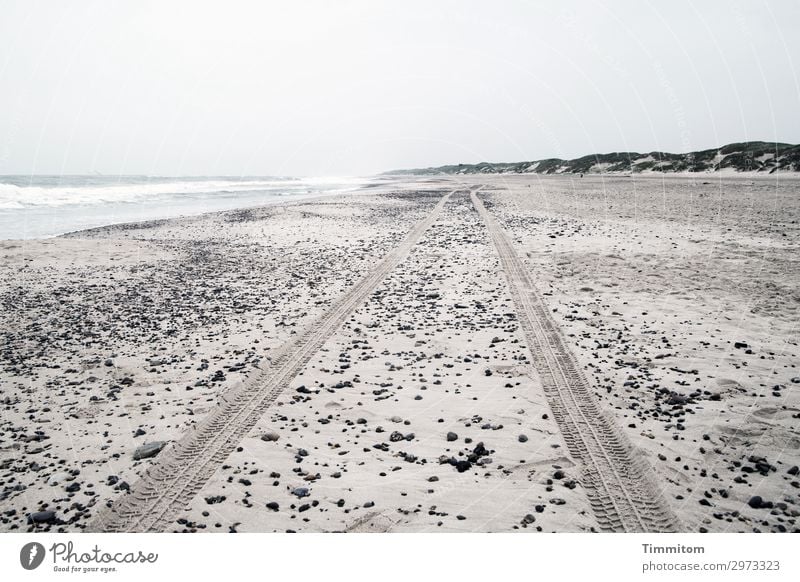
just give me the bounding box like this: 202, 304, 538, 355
0, 175, 366, 239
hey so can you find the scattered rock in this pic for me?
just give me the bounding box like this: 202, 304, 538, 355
133, 441, 166, 460
747, 495, 773, 509
522, 513, 536, 524
27, 511, 56, 524
292, 487, 310, 498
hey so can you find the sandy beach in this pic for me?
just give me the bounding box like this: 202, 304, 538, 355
1, 174, 798, 533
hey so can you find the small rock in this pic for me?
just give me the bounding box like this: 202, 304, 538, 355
28, 511, 56, 524
133, 441, 166, 460
47, 472, 70, 485
455, 460, 471, 473
446, 432, 458, 442
667, 392, 688, 405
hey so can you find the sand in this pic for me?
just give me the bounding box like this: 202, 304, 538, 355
1, 174, 797, 533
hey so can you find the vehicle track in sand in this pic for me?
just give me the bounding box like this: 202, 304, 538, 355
90, 190, 455, 533
470, 188, 681, 533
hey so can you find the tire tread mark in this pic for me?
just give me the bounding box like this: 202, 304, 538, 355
471, 189, 680, 533
89, 190, 455, 533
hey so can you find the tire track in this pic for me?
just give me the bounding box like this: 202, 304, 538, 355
90, 190, 455, 533
470, 188, 681, 533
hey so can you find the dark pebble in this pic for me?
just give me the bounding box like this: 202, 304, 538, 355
133, 441, 166, 460
28, 511, 56, 524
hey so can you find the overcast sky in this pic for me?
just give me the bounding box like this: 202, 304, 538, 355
1, 0, 798, 176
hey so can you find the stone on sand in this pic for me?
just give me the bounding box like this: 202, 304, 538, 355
133, 441, 166, 460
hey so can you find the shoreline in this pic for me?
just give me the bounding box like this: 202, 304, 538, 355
7, 171, 799, 242
54, 188, 371, 240
0, 176, 381, 241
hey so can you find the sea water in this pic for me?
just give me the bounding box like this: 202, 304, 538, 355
0, 175, 365, 239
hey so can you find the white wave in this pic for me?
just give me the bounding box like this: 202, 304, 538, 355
0, 178, 344, 209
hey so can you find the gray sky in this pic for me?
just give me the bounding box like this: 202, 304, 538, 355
1, 0, 798, 176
